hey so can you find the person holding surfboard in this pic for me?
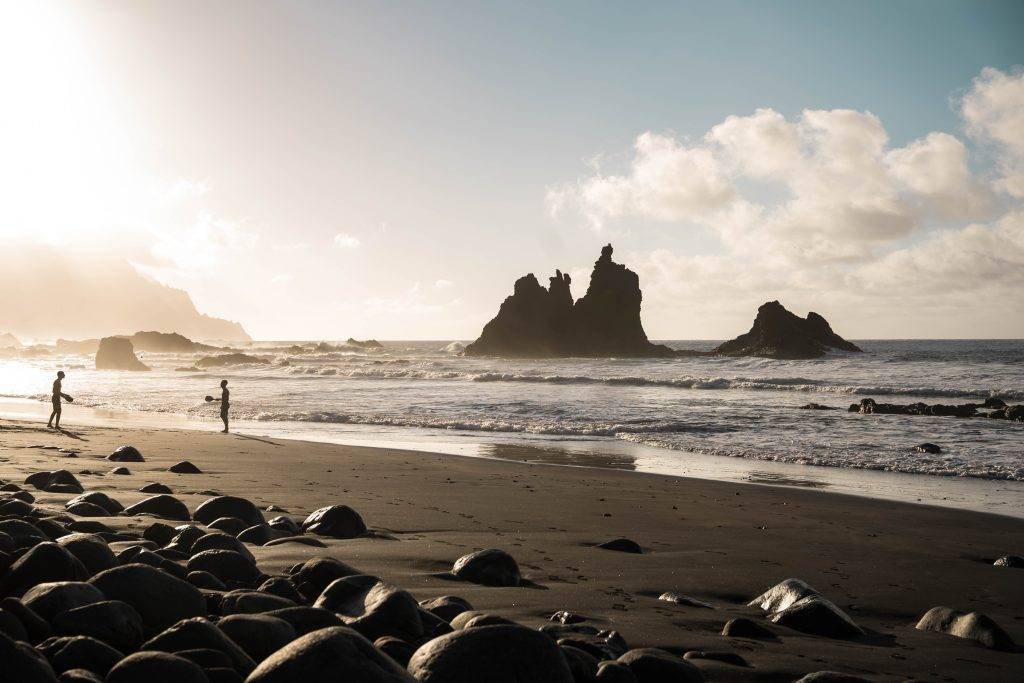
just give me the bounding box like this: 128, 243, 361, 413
47, 370, 73, 429
205, 379, 230, 433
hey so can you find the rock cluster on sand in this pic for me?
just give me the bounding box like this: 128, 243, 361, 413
94, 337, 149, 371
714, 301, 861, 360
464, 244, 675, 358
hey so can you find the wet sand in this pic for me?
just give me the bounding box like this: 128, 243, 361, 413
2, 418, 1022, 681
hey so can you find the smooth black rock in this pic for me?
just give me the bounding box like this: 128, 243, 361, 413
191, 532, 255, 561
56, 533, 117, 576
267, 515, 303, 535
770, 595, 864, 638
123, 494, 191, 522
683, 650, 748, 666
419, 595, 473, 623
167, 525, 208, 553
748, 578, 818, 613
301, 505, 367, 538
2, 543, 89, 596
915, 443, 942, 454
217, 613, 297, 662
617, 648, 704, 682
188, 570, 228, 591
915, 606, 1016, 651
106, 651, 209, 683
451, 548, 521, 586
266, 606, 344, 636
219, 590, 296, 615
721, 617, 774, 639
264, 535, 326, 548
107, 445, 144, 462
208, 516, 249, 536
0, 518, 49, 547
38, 635, 124, 676
65, 502, 109, 517
595, 662, 638, 682
52, 600, 145, 653
561, 644, 599, 681
465, 245, 674, 358
449, 611, 515, 630
258, 577, 306, 605
291, 557, 361, 601
236, 525, 289, 545
715, 300, 861, 359
22, 582, 104, 621
245, 626, 414, 682
658, 592, 713, 608
315, 577, 423, 642
186, 550, 260, 586
194, 496, 264, 527
408, 624, 574, 682
3, 597, 54, 643
793, 674, 872, 683
140, 482, 173, 494
57, 670, 102, 683
141, 616, 256, 674
66, 492, 123, 515
169, 461, 202, 474
596, 538, 642, 554
993, 555, 1024, 568
175, 647, 234, 669
0, 629, 59, 682
88, 563, 206, 631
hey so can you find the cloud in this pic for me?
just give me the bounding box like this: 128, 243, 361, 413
550, 66, 1024, 336
961, 67, 1024, 197
333, 233, 361, 249
270, 273, 295, 284
434, 279, 454, 290
148, 210, 259, 275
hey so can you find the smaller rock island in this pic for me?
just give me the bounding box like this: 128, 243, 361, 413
95, 336, 150, 371
715, 300, 861, 359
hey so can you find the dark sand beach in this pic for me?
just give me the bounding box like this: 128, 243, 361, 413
2, 419, 1021, 681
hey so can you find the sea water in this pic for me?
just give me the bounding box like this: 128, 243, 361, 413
2, 339, 1022, 513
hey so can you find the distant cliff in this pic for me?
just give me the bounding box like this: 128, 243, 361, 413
465, 245, 674, 358
0, 247, 250, 343
715, 301, 861, 359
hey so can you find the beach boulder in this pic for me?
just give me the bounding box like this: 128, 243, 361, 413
915, 606, 1016, 651
107, 445, 144, 462
141, 616, 256, 674
993, 555, 1024, 568
245, 626, 414, 682
408, 624, 574, 682
186, 550, 261, 586
265, 606, 344, 636
105, 651, 209, 683
26, 469, 84, 494
169, 461, 203, 474
301, 505, 367, 538
194, 496, 265, 527
88, 563, 206, 631
66, 492, 124, 515
140, 482, 172, 494
315, 577, 423, 642
1, 543, 89, 596
769, 596, 863, 639
419, 595, 473, 623
191, 532, 255, 561
617, 648, 704, 682
748, 578, 818, 613
0, 630, 58, 682
22, 582, 104, 621
95, 337, 149, 371
451, 548, 521, 586
721, 617, 774, 639
596, 538, 643, 554
123, 494, 191, 522
51, 600, 145, 653
217, 613, 297, 663
37, 635, 123, 676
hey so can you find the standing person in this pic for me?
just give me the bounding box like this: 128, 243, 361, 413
207, 379, 230, 433
47, 370, 73, 429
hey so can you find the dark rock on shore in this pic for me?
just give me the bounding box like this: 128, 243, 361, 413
451, 548, 521, 587
106, 651, 209, 683
721, 617, 774, 639
852, 396, 1023, 420
993, 555, 1024, 568
408, 624, 574, 682
56, 534, 117, 575
749, 579, 862, 639
617, 647, 704, 682
419, 595, 473, 623
38, 635, 123, 676
2, 544, 89, 596
23, 582, 104, 621
194, 496, 265, 527
465, 245, 675, 358
107, 445, 144, 462
915, 443, 942, 454
217, 613, 296, 663
141, 617, 256, 674
123, 495, 191, 522
315, 577, 423, 642
915, 606, 1017, 651
715, 300, 861, 359
301, 505, 366, 538
51, 600, 145, 653
169, 461, 203, 474
596, 538, 642, 554
95, 337, 150, 371
88, 564, 206, 631
0, 630, 59, 681
245, 626, 414, 682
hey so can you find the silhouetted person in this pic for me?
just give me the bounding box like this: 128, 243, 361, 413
208, 379, 230, 433
47, 370, 73, 429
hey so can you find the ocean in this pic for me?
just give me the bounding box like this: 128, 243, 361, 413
2, 339, 1022, 514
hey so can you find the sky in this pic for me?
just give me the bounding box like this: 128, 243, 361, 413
1, 0, 1023, 340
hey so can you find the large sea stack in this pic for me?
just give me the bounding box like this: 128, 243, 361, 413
465, 245, 673, 358
715, 301, 861, 359
96, 336, 150, 371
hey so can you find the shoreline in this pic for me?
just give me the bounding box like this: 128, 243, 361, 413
1, 417, 1021, 680
3, 395, 1023, 519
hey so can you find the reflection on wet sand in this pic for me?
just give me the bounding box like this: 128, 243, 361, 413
746, 470, 830, 488
481, 443, 638, 470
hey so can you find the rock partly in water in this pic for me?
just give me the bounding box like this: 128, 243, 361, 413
915, 443, 942, 454
95, 337, 149, 371
465, 245, 675, 358
715, 300, 861, 359
915, 606, 1017, 651
451, 548, 521, 587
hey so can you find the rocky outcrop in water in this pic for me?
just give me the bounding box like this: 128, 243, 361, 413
465, 245, 674, 358
851, 397, 1022, 420
95, 337, 149, 371
715, 301, 861, 359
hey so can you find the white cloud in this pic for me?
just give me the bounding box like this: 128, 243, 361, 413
434, 279, 454, 290
961, 67, 1024, 197
270, 273, 294, 284
148, 210, 259, 275
550, 66, 1024, 336
333, 233, 361, 249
